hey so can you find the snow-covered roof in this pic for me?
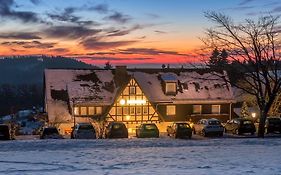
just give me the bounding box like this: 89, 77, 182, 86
133, 71, 235, 104
45, 68, 235, 121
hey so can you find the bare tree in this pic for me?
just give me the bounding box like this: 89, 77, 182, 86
202, 11, 281, 137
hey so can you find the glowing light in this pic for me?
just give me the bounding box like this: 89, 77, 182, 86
127, 100, 146, 105
119, 99, 126, 105
125, 115, 131, 121
251, 113, 256, 118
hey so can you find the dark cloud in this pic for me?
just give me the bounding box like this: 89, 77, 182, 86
118, 48, 187, 56
107, 24, 143, 37
78, 56, 153, 61
239, 0, 255, 6
87, 4, 109, 14
30, 0, 40, 5
80, 37, 136, 50
1, 40, 56, 49
50, 48, 69, 53
154, 30, 167, 34
0, 32, 41, 39
104, 11, 131, 24
0, 0, 41, 23
47, 7, 99, 26
146, 13, 160, 19
43, 26, 101, 39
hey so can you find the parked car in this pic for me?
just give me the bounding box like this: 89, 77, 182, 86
105, 122, 128, 139
72, 123, 96, 139
193, 118, 224, 137
136, 123, 159, 138
167, 122, 192, 139
0, 124, 12, 140
40, 127, 63, 139
265, 117, 281, 134
224, 118, 256, 135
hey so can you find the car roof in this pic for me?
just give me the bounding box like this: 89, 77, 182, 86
76, 122, 92, 126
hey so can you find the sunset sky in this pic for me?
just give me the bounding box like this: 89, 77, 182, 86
0, 0, 280, 66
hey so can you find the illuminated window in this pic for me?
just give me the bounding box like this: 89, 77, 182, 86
143, 107, 148, 114
129, 86, 136, 94
130, 107, 135, 115
123, 107, 129, 115
117, 107, 122, 115
193, 105, 202, 114
74, 107, 79, 115
136, 106, 142, 115
96, 107, 102, 114
166, 83, 176, 93
212, 105, 220, 114
80, 107, 87, 115
166, 105, 176, 115
88, 107, 95, 115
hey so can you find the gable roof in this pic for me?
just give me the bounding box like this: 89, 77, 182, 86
44, 68, 235, 121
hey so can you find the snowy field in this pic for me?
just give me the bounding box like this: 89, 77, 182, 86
0, 137, 281, 175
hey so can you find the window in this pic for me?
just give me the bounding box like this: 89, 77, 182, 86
166, 105, 176, 115
130, 107, 135, 115
117, 107, 122, 115
166, 83, 176, 93
123, 107, 129, 115
74, 107, 79, 115
143, 107, 148, 115
136, 106, 142, 115
96, 107, 102, 115
80, 107, 87, 115
129, 86, 136, 94
211, 105, 220, 114
192, 105, 202, 114
88, 107, 95, 115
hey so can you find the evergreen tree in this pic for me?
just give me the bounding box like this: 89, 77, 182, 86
104, 61, 113, 70
241, 101, 250, 118
209, 48, 228, 67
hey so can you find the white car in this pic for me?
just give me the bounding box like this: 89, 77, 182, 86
193, 118, 224, 137
72, 123, 96, 139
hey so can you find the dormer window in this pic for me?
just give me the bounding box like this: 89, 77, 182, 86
160, 74, 178, 95
166, 82, 176, 94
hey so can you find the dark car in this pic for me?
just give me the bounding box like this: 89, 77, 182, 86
224, 118, 256, 135
105, 122, 128, 139
136, 123, 159, 138
0, 124, 12, 140
265, 117, 281, 134
40, 127, 63, 139
167, 122, 192, 139
72, 123, 96, 139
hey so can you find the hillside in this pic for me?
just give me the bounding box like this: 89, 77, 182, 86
0, 56, 95, 84
0, 56, 96, 116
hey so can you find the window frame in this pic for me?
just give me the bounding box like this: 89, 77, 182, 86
192, 105, 202, 114
211, 105, 221, 114
165, 82, 177, 94
166, 105, 176, 116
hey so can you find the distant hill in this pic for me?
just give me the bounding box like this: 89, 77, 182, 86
0, 55, 96, 116
0, 55, 96, 84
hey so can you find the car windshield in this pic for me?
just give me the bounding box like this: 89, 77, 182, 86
144, 124, 157, 130
79, 125, 94, 130
208, 120, 221, 125
268, 118, 281, 123
44, 128, 58, 135
243, 120, 252, 125
112, 124, 125, 130
177, 123, 190, 129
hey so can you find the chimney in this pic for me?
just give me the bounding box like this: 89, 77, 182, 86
114, 65, 129, 86
115, 65, 127, 77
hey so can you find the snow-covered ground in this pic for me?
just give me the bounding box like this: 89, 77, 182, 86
0, 138, 281, 175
